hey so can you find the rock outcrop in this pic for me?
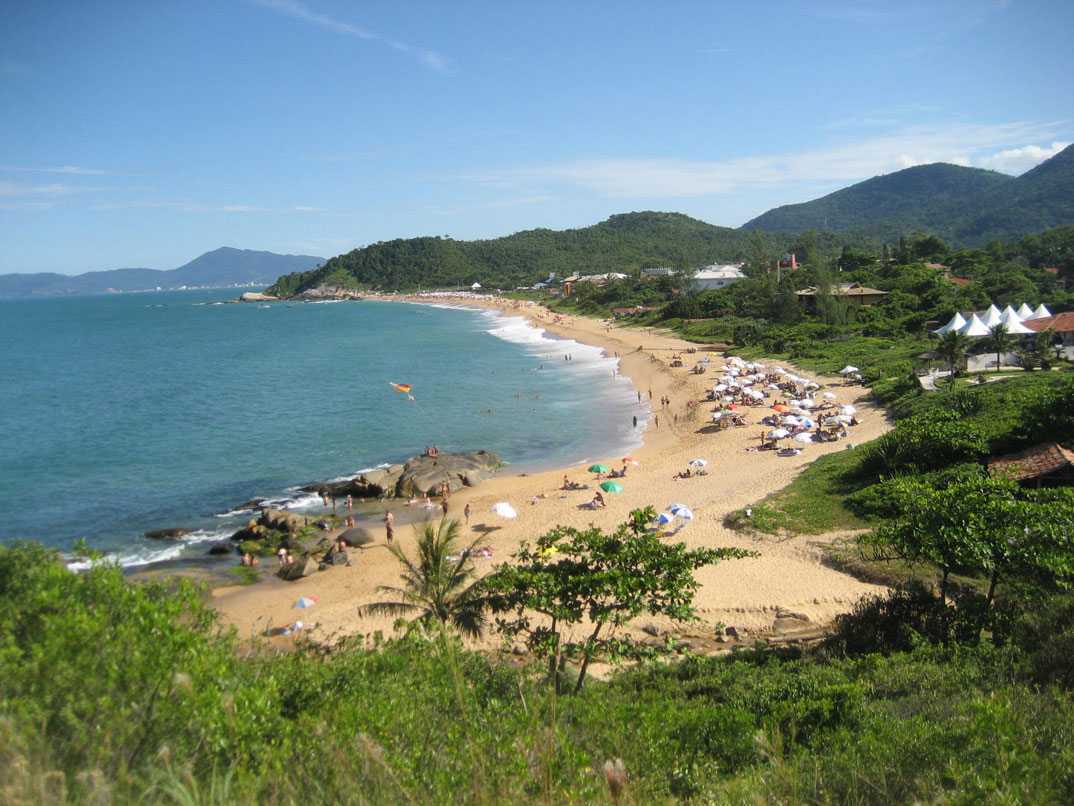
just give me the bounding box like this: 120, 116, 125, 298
304, 450, 501, 500
142, 528, 192, 539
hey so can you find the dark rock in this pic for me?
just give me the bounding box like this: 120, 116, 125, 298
394, 450, 501, 497
724, 626, 742, 640
208, 543, 233, 555
259, 508, 317, 534
641, 622, 661, 637
277, 555, 317, 581
511, 643, 528, 656
143, 528, 192, 540
321, 545, 349, 566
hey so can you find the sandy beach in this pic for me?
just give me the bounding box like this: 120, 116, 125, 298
212, 295, 892, 650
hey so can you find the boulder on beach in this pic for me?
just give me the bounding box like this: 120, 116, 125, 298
303, 451, 500, 500
277, 555, 317, 581
259, 508, 318, 534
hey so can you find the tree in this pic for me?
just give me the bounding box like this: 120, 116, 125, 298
936, 329, 972, 385
363, 518, 489, 638
984, 323, 1013, 371
861, 477, 1074, 611
485, 508, 754, 692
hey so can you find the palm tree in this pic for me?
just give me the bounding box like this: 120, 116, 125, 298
363, 518, 489, 638
936, 329, 971, 386
985, 323, 1012, 372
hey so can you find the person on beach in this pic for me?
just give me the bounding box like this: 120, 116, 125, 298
384, 510, 394, 543
241, 551, 253, 566
441, 497, 449, 517
277, 546, 287, 566
464, 503, 472, 527
346, 494, 353, 511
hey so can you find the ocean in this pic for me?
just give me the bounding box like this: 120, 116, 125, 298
0, 290, 644, 568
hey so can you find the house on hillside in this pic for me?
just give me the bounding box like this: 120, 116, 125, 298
692, 264, 746, 291
988, 442, 1074, 488
641, 267, 676, 280
796, 282, 888, 307
1021, 312, 1074, 355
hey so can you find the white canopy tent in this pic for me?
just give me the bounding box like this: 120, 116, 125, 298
958, 314, 991, 338
981, 305, 1003, 328
1027, 304, 1052, 321
1016, 302, 1036, 319
934, 312, 967, 334
998, 309, 1035, 335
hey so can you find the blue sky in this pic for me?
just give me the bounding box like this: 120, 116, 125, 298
1, 0, 1072, 275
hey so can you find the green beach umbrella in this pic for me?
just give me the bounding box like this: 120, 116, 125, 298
600, 481, 623, 493
588, 463, 611, 473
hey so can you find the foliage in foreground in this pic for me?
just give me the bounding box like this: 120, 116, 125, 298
3, 540, 1074, 804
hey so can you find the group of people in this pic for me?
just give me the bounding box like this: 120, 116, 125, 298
423, 444, 441, 457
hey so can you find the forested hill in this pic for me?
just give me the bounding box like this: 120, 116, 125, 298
267, 212, 872, 295
740, 142, 1074, 247
740, 163, 1013, 238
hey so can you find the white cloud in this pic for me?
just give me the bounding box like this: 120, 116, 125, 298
248, 0, 452, 72
976, 141, 1071, 174
454, 121, 1071, 200
0, 180, 83, 198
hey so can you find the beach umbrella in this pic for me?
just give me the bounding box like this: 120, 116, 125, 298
491, 502, 518, 519
840, 405, 857, 415
835, 415, 853, 425
622, 457, 638, 464
672, 506, 694, 520
799, 417, 816, 428
840, 365, 859, 374
794, 432, 814, 443
805, 381, 820, 389
667, 503, 689, 514
654, 512, 675, 525
600, 481, 624, 493
294, 597, 318, 609
769, 428, 790, 440
773, 404, 791, 413
823, 391, 837, 399
688, 458, 708, 467
781, 415, 802, 426
588, 463, 611, 473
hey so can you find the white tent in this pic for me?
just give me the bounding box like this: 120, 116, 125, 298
1027, 304, 1052, 321
958, 313, 990, 337
471, 282, 482, 290
1001, 304, 1021, 321
998, 309, 1035, 335
981, 305, 1003, 328
1016, 302, 1036, 320
934, 312, 967, 334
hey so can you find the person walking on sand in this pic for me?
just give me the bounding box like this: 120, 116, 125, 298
384, 510, 394, 543
464, 503, 472, 527
441, 497, 449, 517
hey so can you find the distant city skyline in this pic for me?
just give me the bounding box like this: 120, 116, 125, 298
2, 0, 1071, 275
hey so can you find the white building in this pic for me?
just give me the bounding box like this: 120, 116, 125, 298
692, 264, 746, 291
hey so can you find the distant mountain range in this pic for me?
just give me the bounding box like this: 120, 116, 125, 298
0, 247, 325, 299
741, 142, 1074, 247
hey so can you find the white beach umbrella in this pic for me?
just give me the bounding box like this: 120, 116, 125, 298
491, 502, 517, 519
654, 512, 675, 525
799, 399, 817, 408
799, 417, 817, 428
805, 381, 820, 389
794, 432, 814, 443
835, 415, 853, 425
839, 404, 857, 414
769, 428, 790, 440
669, 505, 694, 520
840, 365, 859, 374
775, 367, 787, 374
712, 412, 725, 421
667, 503, 689, 514
689, 458, 708, 467
823, 392, 838, 399
781, 415, 802, 426
714, 383, 727, 392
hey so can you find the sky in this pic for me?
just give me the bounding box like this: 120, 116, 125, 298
1, 0, 1072, 275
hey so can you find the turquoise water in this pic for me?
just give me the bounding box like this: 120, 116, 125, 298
0, 290, 644, 566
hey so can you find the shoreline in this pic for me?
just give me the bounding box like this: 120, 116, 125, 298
211, 295, 893, 649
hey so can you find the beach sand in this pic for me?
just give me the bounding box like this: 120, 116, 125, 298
211, 296, 892, 650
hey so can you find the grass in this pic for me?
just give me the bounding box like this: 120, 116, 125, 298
725, 448, 872, 537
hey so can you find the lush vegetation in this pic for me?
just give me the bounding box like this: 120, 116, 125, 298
266, 211, 880, 296
741, 143, 1074, 247
4, 533, 1074, 804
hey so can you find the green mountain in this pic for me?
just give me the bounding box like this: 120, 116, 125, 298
740, 142, 1074, 246
0, 247, 325, 298
268, 211, 874, 295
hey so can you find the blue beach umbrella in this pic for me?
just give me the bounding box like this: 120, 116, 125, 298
654, 512, 675, 525
294, 597, 318, 609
